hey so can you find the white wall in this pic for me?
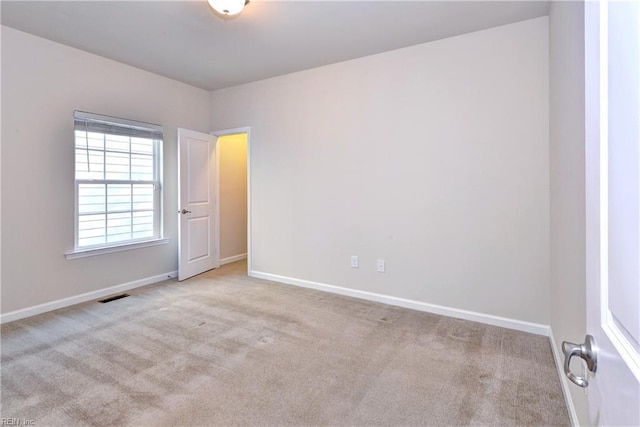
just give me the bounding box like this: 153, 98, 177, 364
549, 2, 588, 425
218, 133, 248, 260
210, 18, 550, 324
1, 26, 210, 314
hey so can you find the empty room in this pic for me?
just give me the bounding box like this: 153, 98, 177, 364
1, 0, 638, 425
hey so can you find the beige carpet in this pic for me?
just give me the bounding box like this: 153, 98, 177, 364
1, 261, 569, 426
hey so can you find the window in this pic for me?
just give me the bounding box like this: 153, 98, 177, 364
72, 111, 163, 253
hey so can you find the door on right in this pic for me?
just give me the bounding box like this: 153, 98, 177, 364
584, 0, 640, 424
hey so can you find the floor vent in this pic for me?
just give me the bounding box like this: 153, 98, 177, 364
98, 294, 130, 303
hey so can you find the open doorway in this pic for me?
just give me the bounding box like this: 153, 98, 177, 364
213, 129, 249, 271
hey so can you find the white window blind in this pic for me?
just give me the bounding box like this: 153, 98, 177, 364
74, 111, 163, 250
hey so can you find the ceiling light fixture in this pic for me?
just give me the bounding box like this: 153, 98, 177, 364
207, 0, 249, 17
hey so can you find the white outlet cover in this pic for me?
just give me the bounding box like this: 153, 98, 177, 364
377, 259, 385, 272
351, 256, 359, 268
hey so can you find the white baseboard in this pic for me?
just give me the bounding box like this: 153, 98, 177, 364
0, 271, 178, 324
549, 328, 580, 426
220, 253, 248, 265
249, 270, 550, 336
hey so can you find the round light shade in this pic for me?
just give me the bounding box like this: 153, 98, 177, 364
207, 0, 247, 16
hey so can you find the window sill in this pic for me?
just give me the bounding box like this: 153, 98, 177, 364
65, 238, 170, 260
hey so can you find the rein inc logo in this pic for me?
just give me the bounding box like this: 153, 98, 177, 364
1, 419, 35, 426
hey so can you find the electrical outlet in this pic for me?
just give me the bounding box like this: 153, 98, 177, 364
351, 256, 359, 268
377, 259, 385, 273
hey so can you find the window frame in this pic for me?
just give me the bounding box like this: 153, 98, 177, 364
66, 111, 167, 259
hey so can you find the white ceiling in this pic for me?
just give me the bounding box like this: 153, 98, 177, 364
1, 1, 550, 91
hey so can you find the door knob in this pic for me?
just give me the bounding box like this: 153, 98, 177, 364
179, 208, 192, 215
562, 334, 597, 388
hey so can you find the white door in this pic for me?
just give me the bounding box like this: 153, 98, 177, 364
583, 0, 640, 425
177, 128, 219, 281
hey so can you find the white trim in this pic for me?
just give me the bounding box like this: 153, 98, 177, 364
214, 136, 221, 269
220, 253, 248, 265
549, 328, 580, 427
249, 270, 550, 336
0, 270, 177, 324
210, 127, 251, 273
65, 238, 170, 260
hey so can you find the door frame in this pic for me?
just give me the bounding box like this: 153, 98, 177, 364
210, 126, 251, 273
